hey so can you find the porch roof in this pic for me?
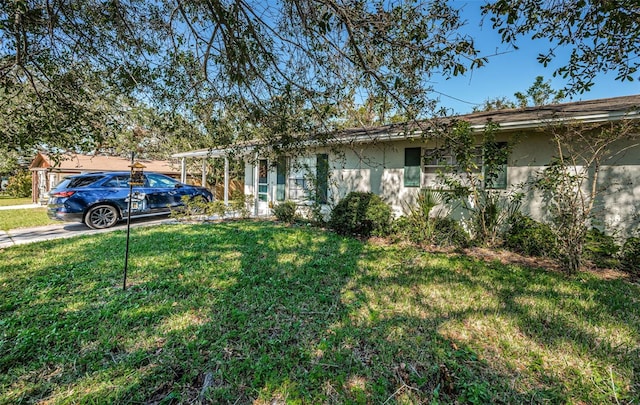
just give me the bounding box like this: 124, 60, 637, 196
173, 94, 640, 159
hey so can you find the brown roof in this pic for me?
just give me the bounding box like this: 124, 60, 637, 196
336, 94, 640, 140
30, 153, 179, 174
460, 94, 640, 126
172, 94, 640, 158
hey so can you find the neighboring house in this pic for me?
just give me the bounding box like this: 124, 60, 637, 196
174, 95, 640, 238
29, 153, 180, 204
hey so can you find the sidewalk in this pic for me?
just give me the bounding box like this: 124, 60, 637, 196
0, 203, 42, 210
0, 217, 177, 249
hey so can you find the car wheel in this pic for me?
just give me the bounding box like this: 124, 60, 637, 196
85, 205, 119, 229
189, 195, 209, 214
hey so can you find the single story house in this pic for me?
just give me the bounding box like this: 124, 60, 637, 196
29, 153, 180, 204
173, 95, 640, 238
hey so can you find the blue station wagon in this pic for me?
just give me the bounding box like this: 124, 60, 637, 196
47, 172, 213, 229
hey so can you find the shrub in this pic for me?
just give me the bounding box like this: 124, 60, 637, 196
391, 215, 470, 248
584, 228, 619, 268
329, 192, 391, 237
273, 200, 298, 223
619, 237, 640, 276
5, 170, 31, 198
398, 189, 443, 244
209, 200, 228, 217
432, 217, 470, 248
503, 212, 558, 258
231, 192, 252, 219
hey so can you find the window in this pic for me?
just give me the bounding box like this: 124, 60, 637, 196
316, 154, 329, 204
276, 157, 286, 202
146, 173, 180, 188
422, 144, 508, 189
103, 175, 131, 188
258, 159, 268, 202
404, 147, 421, 187
67, 175, 106, 188
288, 156, 313, 201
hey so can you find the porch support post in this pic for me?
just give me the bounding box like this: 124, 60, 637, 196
224, 156, 229, 205
180, 157, 187, 183
201, 158, 207, 188
254, 152, 259, 217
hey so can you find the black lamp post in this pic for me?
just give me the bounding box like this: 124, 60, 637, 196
123, 159, 146, 291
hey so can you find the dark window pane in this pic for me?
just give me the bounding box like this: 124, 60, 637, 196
316, 154, 329, 204
404, 148, 421, 187
258, 160, 268, 184
67, 176, 105, 188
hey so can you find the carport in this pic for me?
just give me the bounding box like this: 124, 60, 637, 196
172, 149, 231, 205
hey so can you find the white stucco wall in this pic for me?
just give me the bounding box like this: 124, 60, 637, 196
243, 132, 639, 238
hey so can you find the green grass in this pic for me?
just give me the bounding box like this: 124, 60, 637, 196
0, 208, 58, 231
0, 196, 32, 207
1, 221, 638, 404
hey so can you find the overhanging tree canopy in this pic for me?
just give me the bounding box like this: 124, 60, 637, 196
1, 0, 638, 154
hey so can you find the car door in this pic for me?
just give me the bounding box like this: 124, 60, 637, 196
101, 174, 147, 213
144, 173, 185, 211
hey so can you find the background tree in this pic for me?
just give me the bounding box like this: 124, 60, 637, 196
482, 0, 640, 94
2, 1, 638, 156
473, 76, 564, 112
514, 76, 565, 107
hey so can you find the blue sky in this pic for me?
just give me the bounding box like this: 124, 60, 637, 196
429, 1, 640, 114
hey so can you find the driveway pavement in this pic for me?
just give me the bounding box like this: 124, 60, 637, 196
0, 216, 175, 249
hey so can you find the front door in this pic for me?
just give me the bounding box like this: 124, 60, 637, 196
257, 159, 269, 215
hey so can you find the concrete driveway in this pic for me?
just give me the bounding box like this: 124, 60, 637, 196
0, 216, 175, 249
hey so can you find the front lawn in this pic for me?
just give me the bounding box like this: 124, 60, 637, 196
0, 208, 58, 231
0, 221, 638, 404
0, 196, 32, 206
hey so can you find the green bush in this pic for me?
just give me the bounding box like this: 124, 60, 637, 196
503, 212, 558, 258
329, 192, 391, 237
231, 192, 252, 219
392, 215, 470, 248
619, 237, 640, 276
273, 200, 298, 223
432, 217, 471, 248
584, 228, 619, 268
5, 170, 31, 198
398, 189, 443, 244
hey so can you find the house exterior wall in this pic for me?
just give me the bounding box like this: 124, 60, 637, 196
243, 131, 639, 238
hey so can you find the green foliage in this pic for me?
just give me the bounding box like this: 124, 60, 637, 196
482, 1, 640, 94
513, 76, 565, 107
535, 158, 589, 272
584, 228, 619, 268
5, 170, 31, 198
503, 212, 558, 258
436, 122, 518, 247
272, 200, 298, 223
329, 192, 391, 237
432, 217, 471, 248
619, 237, 640, 276
532, 120, 639, 272
230, 192, 253, 219
393, 189, 469, 248
467, 190, 521, 247
396, 189, 442, 244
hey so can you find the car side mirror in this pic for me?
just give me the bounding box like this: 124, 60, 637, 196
174, 183, 184, 188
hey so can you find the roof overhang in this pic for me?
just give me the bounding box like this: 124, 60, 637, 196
172, 97, 640, 159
